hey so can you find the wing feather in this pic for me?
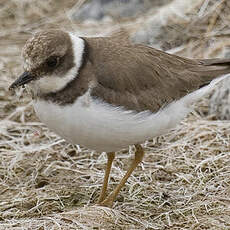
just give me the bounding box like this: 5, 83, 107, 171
84, 37, 230, 112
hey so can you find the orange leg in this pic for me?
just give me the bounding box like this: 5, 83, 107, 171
99, 144, 144, 207
97, 152, 115, 203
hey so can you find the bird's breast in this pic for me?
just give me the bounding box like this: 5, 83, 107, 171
33, 90, 194, 152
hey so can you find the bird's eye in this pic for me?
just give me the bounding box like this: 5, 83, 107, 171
46, 56, 58, 68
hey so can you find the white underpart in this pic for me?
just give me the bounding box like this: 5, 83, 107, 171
29, 34, 84, 94
34, 74, 230, 152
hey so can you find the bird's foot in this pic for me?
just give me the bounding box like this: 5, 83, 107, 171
97, 197, 114, 208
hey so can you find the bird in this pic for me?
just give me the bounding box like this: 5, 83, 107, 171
9, 29, 230, 207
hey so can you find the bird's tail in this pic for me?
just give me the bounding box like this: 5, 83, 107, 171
182, 58, 230, 106
196, 58, 230, 79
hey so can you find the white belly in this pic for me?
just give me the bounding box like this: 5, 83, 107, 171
33, 76, 227, 152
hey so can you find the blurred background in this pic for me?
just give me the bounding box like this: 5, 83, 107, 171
1, 0, 230, 229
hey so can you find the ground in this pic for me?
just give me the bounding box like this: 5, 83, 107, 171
0, 0, 230, 229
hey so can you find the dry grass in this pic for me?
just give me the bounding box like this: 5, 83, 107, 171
1, 0, 230, 229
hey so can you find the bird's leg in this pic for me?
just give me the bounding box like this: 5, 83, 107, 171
99, 144, 144, 208
97, 152, 115, 203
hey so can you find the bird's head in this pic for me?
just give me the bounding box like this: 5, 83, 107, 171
9, 29, 84, 95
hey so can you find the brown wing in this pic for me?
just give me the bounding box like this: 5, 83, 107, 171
85, 37, 230, 113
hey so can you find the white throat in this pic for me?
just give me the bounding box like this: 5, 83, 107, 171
28, 34, 85, 95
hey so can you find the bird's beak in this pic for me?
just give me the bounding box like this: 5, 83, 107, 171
9, 71, 34, 90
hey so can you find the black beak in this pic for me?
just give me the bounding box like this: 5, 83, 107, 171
9, 71, 34, 90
